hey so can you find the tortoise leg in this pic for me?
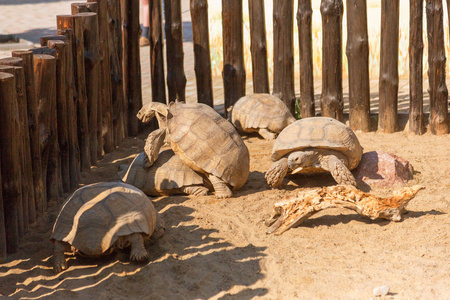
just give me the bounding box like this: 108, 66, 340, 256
208, 174, 233, 198
258, 128, 277, 140
181, 185, 210, 196
53, 241, 70, 273
326, 155, 357, 186
144, 128, 167, 168
265, 158, 289, 189
128, 233, 149, 262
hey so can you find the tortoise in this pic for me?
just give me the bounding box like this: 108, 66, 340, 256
265, 117, 363, 189
230, 93, 296, 140
119, 149, 211, 196
137, 101, 250, 198
50, 182, 165, 273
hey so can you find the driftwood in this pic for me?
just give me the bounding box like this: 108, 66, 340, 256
265, 185, 424, 235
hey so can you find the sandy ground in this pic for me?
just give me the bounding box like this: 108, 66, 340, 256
0, 127, 449, 299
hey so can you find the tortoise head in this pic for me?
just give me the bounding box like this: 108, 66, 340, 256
287, 150, 317, 174
137, 102, 169, 127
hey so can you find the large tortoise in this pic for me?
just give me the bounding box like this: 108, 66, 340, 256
137, 101, 250, 198
265, 117, 363, 188
230, 93, 296, 140
50, 182, 165, 273
119, 149, 211, 196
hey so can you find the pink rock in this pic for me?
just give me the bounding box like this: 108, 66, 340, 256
353, 150, 414, 186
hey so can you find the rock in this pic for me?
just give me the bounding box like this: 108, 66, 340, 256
373, 285, 390, 296
353, 150, 414, 186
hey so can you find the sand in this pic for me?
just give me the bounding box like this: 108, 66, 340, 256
0, 129, 449, 299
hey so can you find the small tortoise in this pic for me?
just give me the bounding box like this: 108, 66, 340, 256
230, 93, 296, 140
50, 182, 165, 273
265, 117, 363, 188
119, 149, 211, 196
137, 101, 250, 198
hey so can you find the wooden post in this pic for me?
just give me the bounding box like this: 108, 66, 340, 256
120, 1, 131, 138
426, 0, 449, 134
345, 0, 370, 131
11, 50, 45, 216
273, 0, 295, 113
34, 54, 58, 207
0, 72, 21, 254
378, 0, 399, 133
57, 15, 91, 170
320, 0, 344, 121
222, 0, 246, 118
409, 0, 424, 135
164, 0, 187, 102
52, 25, 81, 190
190, 0, 214, 107
297, 0, 315, 118
72, 11, 101, 166
249, 0, 270, 94
40, 35, 67, 46
122, 0, 142, 136
0, 160, 6, 262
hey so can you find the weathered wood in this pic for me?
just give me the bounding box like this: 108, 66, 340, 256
0, 72, 21, 254
57, 15, 91, 171
249, 0, 270, 94
164, 0, 187, 102
273, 0, 295, 113
121, 0, 130, 137
345, 0, 370, 131
426, 0, 449, 134
122, 0, 142, 136
222, 0, 246, 118
190, 0, 213, 107
72, 11, 100, 166
53, 26, 81, 190
296, 0, 315, 118
0, 160, 6, 262
409, 0, 424, 135
34, 54, 58, 207
29, 47, 57, 56
11, 50, 45, 216
320, 0, 344, 121
107, 0, 126, 146
378, 0, 399, 133
40, 35, 68, 46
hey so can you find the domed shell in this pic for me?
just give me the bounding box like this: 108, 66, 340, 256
120, 150, 206, 196
167, 102, 249, 190
271, 117, 363, 169
231, 94, 296, 133
50, 182, 156, 256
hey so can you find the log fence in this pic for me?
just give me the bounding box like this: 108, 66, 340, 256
1, 0, 449, 263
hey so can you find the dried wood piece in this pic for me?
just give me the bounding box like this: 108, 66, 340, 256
266, 185, 424, 235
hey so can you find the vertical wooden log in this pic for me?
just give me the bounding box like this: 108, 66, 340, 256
0, 160, 6, 262
149, 0, 167, 105
164, 0, 187, 102
190, 0, 214, 107
346, 0, 370, 131
222, 0, 246, 118
297, 0, 315, 118
409, 0, 424, 135
249, 0, 270, 94
120, 1, 130, 138
53, 25, 81, 190
34, 54, 58, 207
273, 0, 295, 113
72, 11, 101, 166
108, 0, 126, 146
57, 15, 91, 171
320, 0, 344, 121
11, 50, 44, 216
122, 0, 142, 136
0, 72, 21, 254
378, 0, 399, 133
426, 0, 449, 134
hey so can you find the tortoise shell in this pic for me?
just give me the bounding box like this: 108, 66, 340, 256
271, 117, 363, 169
231, 93, 296, 133
167, 102, 249, 190
120, 150, 206, 196
50, 182, 157, 256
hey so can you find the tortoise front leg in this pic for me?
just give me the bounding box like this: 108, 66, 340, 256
144, 128, 167, 168
265, 158, 289, 189
181, 185, 210, 196
128, 233, 149, 262
53, 241, 70, 273
258, 128, 277, 140
208, 174, 233, 198
325, 155, 357, 186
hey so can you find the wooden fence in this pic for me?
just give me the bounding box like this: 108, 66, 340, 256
0, 0, 142, 262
